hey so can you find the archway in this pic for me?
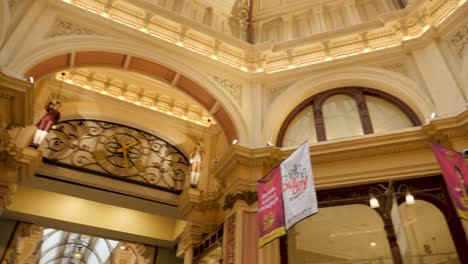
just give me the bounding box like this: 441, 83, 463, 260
24, 51, 239, 143
263, 67, 434, 144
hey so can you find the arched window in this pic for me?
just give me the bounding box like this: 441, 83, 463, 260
283, 106, 317, 147
322, 94, 363, 140
278, 87, 421, 147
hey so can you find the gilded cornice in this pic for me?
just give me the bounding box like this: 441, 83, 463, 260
213, 110, 468, 187
212, 145, 282, 178
57, 0, 467, 74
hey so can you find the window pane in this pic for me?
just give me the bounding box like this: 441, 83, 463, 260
283, 106, 317, 147
322, 95, 363, 140
288, 204, 392, 263
366, 95, 413, 134
399, 200, 460, 263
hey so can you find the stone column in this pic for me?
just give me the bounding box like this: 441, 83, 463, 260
412, 40, 466, 117
214, 145, 282, 264
183, 247, 194, 264
178, 187, 220, 263
0, 71, 42, 215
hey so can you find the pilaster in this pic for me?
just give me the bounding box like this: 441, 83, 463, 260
412, 41, 466, 116
0, 71, 42, 215
178, 187, 222, 262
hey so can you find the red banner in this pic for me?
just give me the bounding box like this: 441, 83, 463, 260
258, 167, 286, 247
431, 143, 468, 220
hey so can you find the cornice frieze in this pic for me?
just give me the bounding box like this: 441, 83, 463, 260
213, 110, 468, 181
57, 0, 467, 74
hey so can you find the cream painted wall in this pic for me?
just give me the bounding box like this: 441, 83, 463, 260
5, 186, 185, 245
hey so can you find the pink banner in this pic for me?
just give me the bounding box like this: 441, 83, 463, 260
258, 167, 286, 248
431, 143, 468, 220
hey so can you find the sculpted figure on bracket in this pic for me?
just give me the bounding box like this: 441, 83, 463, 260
30, 101, 61, 149
189, 141, 204, 187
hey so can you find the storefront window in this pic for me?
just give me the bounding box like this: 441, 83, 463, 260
287, 204, 392, 263
399, 200, 460, 263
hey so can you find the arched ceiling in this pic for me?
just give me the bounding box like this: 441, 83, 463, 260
25, 51, 238, 144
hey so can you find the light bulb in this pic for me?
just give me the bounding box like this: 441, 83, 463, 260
406, 192, 415, 205
370, 196, 380, 209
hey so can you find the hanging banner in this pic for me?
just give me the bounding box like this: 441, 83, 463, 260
258, 167, 286, 247
431, 143, 468, 220
281, 143, 318, 229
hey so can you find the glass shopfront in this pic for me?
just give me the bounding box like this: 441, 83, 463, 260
285, 176, 468, 264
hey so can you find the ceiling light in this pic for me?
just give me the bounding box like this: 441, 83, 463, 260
120, 245, 126, 250
232, 139, 238, 144
406, 191, 415, 205
371, 242, 376, 247
370, 195, 380, 209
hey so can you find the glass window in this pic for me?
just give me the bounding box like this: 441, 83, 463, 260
283, 106, 317, 147
399, 200, 460, 263
288, 204, 392, 263
366, 95, 413, 134
322, 95, 363, 140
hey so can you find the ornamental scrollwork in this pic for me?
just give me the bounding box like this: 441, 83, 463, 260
47, 17, 98, 38
42, 120, 189, 192
223, 191, 258, 210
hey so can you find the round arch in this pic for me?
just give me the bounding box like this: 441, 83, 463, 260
9, 37, 247, 144
264, 67, 434, 144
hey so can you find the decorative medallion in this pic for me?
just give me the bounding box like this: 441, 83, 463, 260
378, 62, 409, 76
47, 16, 98, 38
42, 120, 189, 192
213, 76, 242, 105
269, 85, 288, 103
450, 22, 468, 58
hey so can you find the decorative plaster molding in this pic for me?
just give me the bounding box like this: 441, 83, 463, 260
224, 213, 236, 264
54, 70, 213, 127
60, 0, 466, 74
213, 76, 242, 105
223, 191, 257, 210
47, 16, 99, 38
449, 22, 468, 58
213, 110, 468, 189
269, 85, 288, 103
378, 62, 409, 77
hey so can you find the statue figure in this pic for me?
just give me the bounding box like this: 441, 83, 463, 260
30, 101, 61, 149
189, 142, 204, 187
